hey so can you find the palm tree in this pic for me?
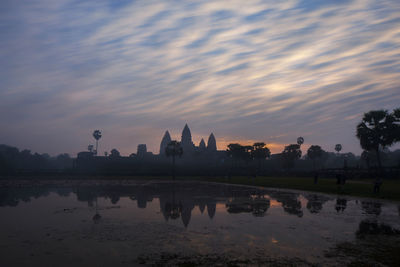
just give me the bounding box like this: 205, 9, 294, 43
361, 150, 373, 170
92, 130, 102, 156
335, 144, 342, 154
393, 108, 400, 142
165, 141, 183, 180
356, 110, 396, 173
297, 137, 304, 146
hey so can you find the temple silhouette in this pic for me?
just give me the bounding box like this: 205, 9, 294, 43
73, 124, 227, 175
160, 124, 217, 156
4, 122, 398, 177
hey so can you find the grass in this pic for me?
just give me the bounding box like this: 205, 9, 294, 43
174, 176, 400, 201
2, 174, 400, 201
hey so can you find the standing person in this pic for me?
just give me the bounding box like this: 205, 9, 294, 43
373, 179, 382, 193
336, 173, 341, 185
313, 172, 319, 184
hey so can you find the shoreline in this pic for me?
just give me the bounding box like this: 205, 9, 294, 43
1, 176, 399, 201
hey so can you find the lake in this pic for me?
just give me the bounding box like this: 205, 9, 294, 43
0, 180, 399, 266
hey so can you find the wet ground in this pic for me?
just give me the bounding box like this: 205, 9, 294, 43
0, 180, 399, 266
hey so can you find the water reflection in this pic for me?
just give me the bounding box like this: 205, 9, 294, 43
1, 181, 400, 267
361, 201, 382, 216
356, 219, 400, 239
92, 198, 101, 223
226, 195, 270, 217
306, 194, 331, 214
270, 191, 303, 217
335, 198, 347, 213
0, 182, 397, 229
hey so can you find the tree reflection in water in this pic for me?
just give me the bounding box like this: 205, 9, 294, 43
335, 198, 347, 213
356, 219, 400, 239
361, 201, 382, 216
305, 194, 331, 214
270, 192, 303, 217
0, 182, 398, 229
226, 194, 270, 217
162, 185, 181, 221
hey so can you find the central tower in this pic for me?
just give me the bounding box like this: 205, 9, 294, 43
181, 124, 194, 153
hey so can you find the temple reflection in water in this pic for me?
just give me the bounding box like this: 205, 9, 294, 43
0, 182, 398, 228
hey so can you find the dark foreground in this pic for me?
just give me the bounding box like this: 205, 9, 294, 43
0, 179, 399, 266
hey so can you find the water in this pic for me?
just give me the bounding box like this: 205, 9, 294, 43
0, 180, 399, 266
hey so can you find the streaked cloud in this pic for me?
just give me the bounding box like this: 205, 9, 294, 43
0, 0, 399, 155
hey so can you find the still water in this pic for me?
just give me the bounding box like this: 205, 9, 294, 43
0, 180, 399, 266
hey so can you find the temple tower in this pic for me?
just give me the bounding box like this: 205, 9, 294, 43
199, 138, 206, 151
181, 124, 194, 153
159, 130, 171, 155
207, 133, 217, 152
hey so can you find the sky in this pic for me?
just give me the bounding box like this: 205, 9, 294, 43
0, 0, 400, 156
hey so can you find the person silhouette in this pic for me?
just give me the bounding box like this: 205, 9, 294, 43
313, 172, 319, 184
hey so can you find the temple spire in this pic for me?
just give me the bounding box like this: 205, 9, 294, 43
181, 124, 194, 153
159, 130, 171, 155
207, 133, 217, 151
199, 138, 206, 150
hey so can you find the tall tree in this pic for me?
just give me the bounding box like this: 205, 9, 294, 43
92, 130, 102, 156
389, 108, 400, 143
282, 144, 302, 169
165, 141, 183, 180
297, 137, 304, 146
334, 144, 342, 154
356, 110, 397, 172
307, 145, 324, 170
227, 143, 251, 162
361, 150, 377, 169
251, 142, 271, 176
226, 144, 252, 176
110, 148, 120, 158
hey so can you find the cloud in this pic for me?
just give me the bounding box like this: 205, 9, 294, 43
1, 0, 400, 155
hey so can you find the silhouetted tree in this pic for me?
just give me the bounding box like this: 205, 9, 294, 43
282, 144, 302, 169
251, 142, 271, 176
393, 108, 400, 142
93, 130, 102, 156
307, 145, 324, 170
297, 137, 304, 146
361, 150, 371, 169
356, 109, 398, 173
88, 144, 94, 153
110, 148, 120, 158
361, 150, 382, 170
227, 143, 252, 175
55, 153, 72, 169
335, 144, 342, 154
165, 141, 183, 180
